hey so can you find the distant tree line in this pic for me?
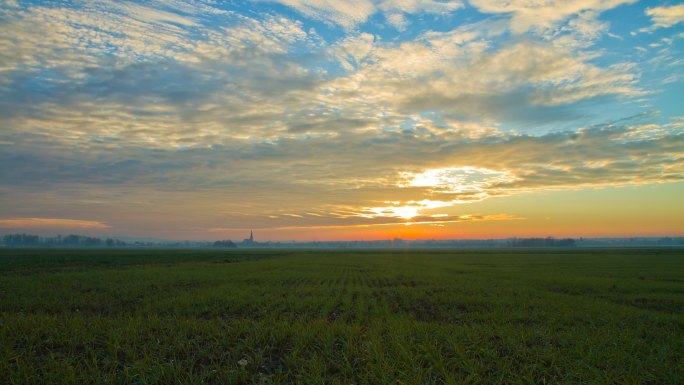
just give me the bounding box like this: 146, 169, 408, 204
1, 233, 127, 247
213, 240, 237, 248
510, 237, 576, 247
0, 233, 240, 248
4, 233, 681, 249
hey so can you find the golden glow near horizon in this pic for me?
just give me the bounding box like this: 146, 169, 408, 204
362, 199, 452, 220
0, 1, 683, 241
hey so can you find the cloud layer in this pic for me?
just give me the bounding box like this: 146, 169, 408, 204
0, 0, 681, 238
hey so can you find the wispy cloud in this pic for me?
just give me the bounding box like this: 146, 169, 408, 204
208, 213, 520, 232
0, 218, 109, 230
261, 0, 376, 30
469, 0, 636, 33
262, 0, 463, 30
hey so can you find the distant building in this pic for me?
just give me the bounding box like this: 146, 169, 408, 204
241, 230, 255, 246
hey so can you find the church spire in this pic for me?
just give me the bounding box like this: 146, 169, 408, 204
249, 230, 253, 242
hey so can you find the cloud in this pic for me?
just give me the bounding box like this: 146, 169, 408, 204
262, 0, 463, 30
0, 218, 109, 230
0, 1, 199, 75
379, 0, 463, 30
325, 38, 642, 124
0, 0, 680, 238
549, 11, 611, 49
379, 0, 463, 14
2, 117, 681, 232
384, 12, 409, 30
0, 4, 325, 143
468, 0, 636, 33
400, 167, 518, 199
208, 213, 520, 232
1, 2, 643, 153
263, 0, 376, 30
331, 33, 376, 70
646, 4, 684, 29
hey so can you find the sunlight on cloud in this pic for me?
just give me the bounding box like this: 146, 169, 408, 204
366, 205, 421, 220
326, 37, 642, 122
401, 167, 518, 195
207, 212, 520, 232
618, 118, 684, 141
362, 200, 452, 220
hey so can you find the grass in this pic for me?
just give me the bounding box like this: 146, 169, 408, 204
1, 248, 683, 384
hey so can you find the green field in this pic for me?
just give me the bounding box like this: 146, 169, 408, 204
1, 248, 683, 384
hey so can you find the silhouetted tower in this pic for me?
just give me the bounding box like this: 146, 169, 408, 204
242, 230, 255, 246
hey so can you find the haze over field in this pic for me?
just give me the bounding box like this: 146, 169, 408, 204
0, 0, 683, 241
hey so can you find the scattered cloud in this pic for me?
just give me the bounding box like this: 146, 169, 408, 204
646, 4, 684, 29
469, 0, 636, 33
262, 0, 376, 30
263, 0, 462, 30
326, 38, 643, 122
379, 0, 463, 30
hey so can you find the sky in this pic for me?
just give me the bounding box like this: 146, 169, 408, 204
0, 0, 683, 241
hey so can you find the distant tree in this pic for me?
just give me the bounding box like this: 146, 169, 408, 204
2, 234, 40, 246
63, 234, 80, 245
213, 240, 237, 248
1, 233, 127, 247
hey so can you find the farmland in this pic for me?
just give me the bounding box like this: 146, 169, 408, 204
1, 248, 683, 384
